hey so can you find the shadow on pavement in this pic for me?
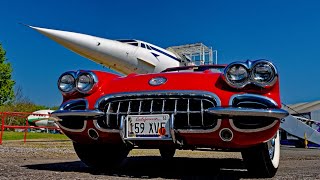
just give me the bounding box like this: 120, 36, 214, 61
24, 156, 254, 179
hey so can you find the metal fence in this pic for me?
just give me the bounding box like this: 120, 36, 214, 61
0, 112, 60, 145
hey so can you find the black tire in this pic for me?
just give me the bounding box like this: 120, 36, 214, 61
241, 131, 280, 178
159, 147, 176, 160
73, 142, 130, 170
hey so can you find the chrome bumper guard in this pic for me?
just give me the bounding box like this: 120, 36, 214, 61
206, 107, 289, 119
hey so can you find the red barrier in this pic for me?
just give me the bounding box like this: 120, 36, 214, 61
0, 112, 60, 145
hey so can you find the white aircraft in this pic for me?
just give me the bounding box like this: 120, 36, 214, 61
27, 25, 183, 75
27, 109, 58, 128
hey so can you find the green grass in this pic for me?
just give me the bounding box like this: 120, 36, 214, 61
1, 131, 69, 141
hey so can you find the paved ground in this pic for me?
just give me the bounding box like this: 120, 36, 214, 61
0, 140, 320, 180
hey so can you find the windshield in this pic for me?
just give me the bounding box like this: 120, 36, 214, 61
162, 65, 226, 73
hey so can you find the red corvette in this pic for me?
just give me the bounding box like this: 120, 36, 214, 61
52, 59, 288, 177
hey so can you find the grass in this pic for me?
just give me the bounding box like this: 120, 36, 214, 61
1, 131, 69, 141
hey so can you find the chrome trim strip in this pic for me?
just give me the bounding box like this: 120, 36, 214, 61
56, 121, 87, 133
206, 107, 289, 119
51, 110, 104, 118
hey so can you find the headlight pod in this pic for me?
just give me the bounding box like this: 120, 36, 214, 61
223, 60, 278, 88
251, 61, 277, 87
58, 73, 76, 93
57, 71, 98, 94
76, 72, 98, 94
224, 64, 249, 88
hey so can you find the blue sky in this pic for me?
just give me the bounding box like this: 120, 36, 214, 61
0, 0, 319, 107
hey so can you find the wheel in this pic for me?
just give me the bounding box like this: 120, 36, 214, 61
159, 147, 176, 160
241, 130, 280, 178
73, 142, 130, 169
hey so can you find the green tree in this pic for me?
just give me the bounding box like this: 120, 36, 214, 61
0, 43, 15, 105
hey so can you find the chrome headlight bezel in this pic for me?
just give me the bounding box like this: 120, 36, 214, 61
75, 71, 98, 94
223, 60, 278, 89
57, 72, 76, 94
223, 62, 250, 89
250, 60, 278, 87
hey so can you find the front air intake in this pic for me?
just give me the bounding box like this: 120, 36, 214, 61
57, 99, 87, 131
230, 94, 278, 131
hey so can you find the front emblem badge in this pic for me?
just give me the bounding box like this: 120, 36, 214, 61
149, 77, 167, 86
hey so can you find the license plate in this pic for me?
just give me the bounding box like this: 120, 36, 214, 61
126, 114, 170, 138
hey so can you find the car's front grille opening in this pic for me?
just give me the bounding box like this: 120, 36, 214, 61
231, 95, 277, 130
96, 93, 219, 130
58, 99, 87, 130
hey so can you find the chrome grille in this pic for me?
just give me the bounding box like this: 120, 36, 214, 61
96, 91, 219, 130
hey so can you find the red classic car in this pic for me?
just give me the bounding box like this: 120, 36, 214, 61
52, 59, 288, 177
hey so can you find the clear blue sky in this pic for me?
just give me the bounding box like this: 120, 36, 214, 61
0, 0, 319, 107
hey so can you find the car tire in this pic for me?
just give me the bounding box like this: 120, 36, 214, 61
241, 130, 280, 178
73, 142, 130, 169
159, 147, 176, 160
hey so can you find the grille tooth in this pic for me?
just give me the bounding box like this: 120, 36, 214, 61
138, 101, 142, 115
150, 100, 153, 113
116, 102, 121, 126
174, 99, 177, 114
127, 101, 131, 115
161, 99, 165, 113
187, 99, 190, 127
201, 100, 204, 126
98, 94, 218, 130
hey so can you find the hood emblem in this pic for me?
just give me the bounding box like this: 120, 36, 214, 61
149, 77, 167, 86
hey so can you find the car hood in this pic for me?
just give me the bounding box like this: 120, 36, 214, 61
102, 71, 223, 94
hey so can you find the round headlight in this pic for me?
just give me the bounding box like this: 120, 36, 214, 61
58, 74, 75, 93
76, 73, 95, 93
225, 64, 249, 88
251, 62, 277, 86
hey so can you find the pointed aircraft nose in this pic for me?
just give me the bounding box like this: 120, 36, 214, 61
27, 25, 105, 57
26, 25, 138, 74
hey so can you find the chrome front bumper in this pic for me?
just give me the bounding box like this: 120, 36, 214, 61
51, 107, 289, 120
206, 107, 289, 119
